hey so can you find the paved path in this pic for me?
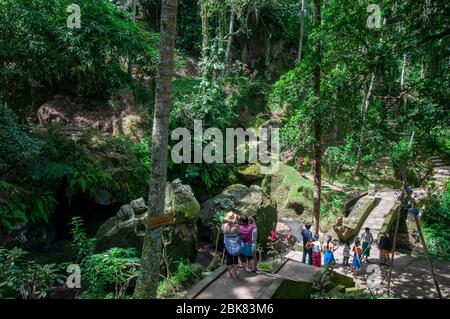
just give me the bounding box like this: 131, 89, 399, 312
360, 190, 398, 240
429, 156, 450, 189
185, 259, 321, 299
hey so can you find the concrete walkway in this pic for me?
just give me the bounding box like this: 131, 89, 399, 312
360, 190, 398, 240
429, 156, 450, 189
185, 259, 322, 299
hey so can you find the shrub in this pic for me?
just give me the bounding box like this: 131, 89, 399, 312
0, 0, 158, 114
0, 247, 65, 299
69, 216, 96, 263
80, 247, 140, 298
157, 259, 204, 298
422, 182, 450, 261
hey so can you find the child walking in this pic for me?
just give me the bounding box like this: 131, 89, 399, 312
342, 241, 351, 270
351, 238, 363, 276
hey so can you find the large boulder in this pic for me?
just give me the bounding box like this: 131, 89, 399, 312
333, 195, 376, 242
199, 184, 277, 248
95, 180, 200, 261
261, 163, 313, 217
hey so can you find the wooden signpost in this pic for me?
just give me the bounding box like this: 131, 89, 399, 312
146, 213, 174, 230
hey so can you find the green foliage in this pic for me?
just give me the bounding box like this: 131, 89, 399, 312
324, 144, 356, 183
0, 0, 158, 114
0, 105, 42, 167
0, 247, 65, 299
311, 268, 333, 299
157, 259, 205, 298
80, 247, 140, 298
422, 182, 450, 261
0, 107, 151, 231
266, 231, 294, 269
177, 0, 202, 56
69, 216, 96, 262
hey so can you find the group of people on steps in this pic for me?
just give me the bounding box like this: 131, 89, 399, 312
221, 211, 394, 279
301, 223, 393, 275
221, 212, 257, 278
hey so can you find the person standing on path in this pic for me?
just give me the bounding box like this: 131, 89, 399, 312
323, 235, 336, 270
378, 231, 392, 266
301, 222, 313, 265
221, 212, 241, 278
311, 234, 322, 267
361, 227, 374, 261
249, 216, 258, 272
351, 237, 363, 275
342, 241, 351, 270
239, 215, 255, 272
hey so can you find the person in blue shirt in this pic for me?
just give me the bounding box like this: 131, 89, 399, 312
301, 222, 313, 265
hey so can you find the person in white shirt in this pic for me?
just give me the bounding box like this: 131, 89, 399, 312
361, 227, 374, 261
311, 234, 322, 267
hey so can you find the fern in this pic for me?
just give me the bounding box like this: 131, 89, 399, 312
29, 162, 74, 182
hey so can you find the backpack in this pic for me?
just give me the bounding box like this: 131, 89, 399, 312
302, 229, 313, 249
305, 240, 313, 250
224, 233, 242, 256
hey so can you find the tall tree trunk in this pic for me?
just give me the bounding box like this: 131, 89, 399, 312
312, 0, 321, 234
401, 53, 408, 106
128, 0, 138, 78
201, 0, 209, 58
296, 0, 305, 65
222, 10, 236, 78
400, 53, 407, 89
354, 73, 375, 175
133, 0, 177, 299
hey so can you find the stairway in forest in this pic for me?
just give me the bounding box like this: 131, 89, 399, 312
429, 155, 450, 188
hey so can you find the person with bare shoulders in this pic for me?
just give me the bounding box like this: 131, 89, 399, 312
221, 212, 241, 278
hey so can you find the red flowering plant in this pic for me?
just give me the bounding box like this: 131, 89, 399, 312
266, 230, 295, 271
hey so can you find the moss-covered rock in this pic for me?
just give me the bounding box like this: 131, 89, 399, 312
333, 196, 376, 242
377, 202, 400, 241
165, 179, 200, 223
237, 164, 264, 182
261, 163, 313, 216
199, 184, 277, 248
95, 180, 200, 262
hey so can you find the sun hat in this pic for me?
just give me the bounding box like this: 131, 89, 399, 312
224, 211, 238, 223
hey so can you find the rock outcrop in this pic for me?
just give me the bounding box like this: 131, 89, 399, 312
95, 180, 200, 261
199, 184, 277, 247
36, 92, 149, 141
333, 195, 376, 242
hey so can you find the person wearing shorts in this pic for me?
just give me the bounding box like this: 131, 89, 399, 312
378, 232, 392, 266
221, 212, 241, 278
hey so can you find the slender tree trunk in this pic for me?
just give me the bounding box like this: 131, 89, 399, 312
312, 0, 321, 234
420, 61, 425, 79
128, 0, 138, 78
296, 0, 305, 65
401, 53, 408, 106
133, 0, 177, 299
222, 10, 236, 78
400, 53, 407, 89
201, 0, 209, 58
354, 73, 375, 175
